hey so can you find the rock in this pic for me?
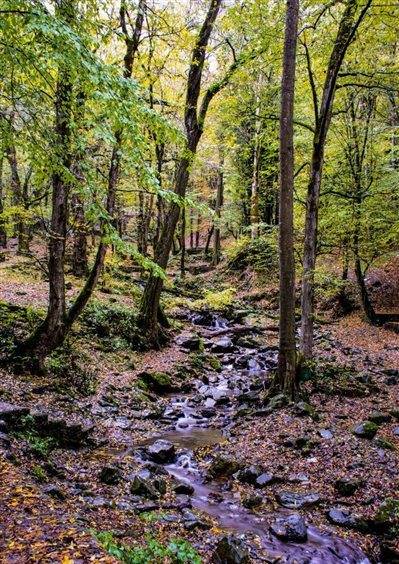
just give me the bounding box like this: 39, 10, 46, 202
294, 401, 317, 419
173, 482, 194, 495
233, 465, 263, 485
176, 333, 201, 351
147, 440, 176, 464
208, 455, 241, 478
369, 411, 392, 424
137, 371, 174, 394
0, 432, 11, 448
327, 507, 359, 528
319, 428, 333, 439
370, 498, 399, 534
182, 509, 210, 531
212, 388, 231, 405
375, 437, 395, 450
255, 472, 277, 487
268, 393, 288, 410
211, 536, 251, 564
0, 402, 29, 425
276, 491, 321, 509
99, 465, 123, 485
130, 475, 160, 499
353, 421, 379, 439
211, 338, 235, 353
242, 494, 262, 509
287, 473, 309, 483
43, 484, 66, 500
270, 514, 308, 542
334, 477, 361, 496
393, 427, 399, 436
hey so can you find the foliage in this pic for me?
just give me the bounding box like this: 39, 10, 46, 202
95, 531, 202, 564
192, 288, 236, 312
44, 346, 97, 396
226, 232, 278, 273
81, 300, 143, 350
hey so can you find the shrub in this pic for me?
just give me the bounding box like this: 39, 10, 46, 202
95, 531, 202, 564
226, 232, 278, 273
81, 300, 142, 349
44, 346, 97, 396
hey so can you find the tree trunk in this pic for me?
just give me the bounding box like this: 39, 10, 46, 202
0, 157, 7, 248
300, 0, 371, 358
276, 0, 299, 399
195, 212, 200, 248
71, 194, 88, 277
213, 157, 224, 266
180, 207, 186, 277
250, 94, 261, 239
138, 0, 223, 347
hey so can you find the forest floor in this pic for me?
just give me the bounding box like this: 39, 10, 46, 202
0, 241, 398, 563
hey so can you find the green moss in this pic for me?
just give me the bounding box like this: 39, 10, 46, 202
31, 464, 48, 483
208, 355, 221, 372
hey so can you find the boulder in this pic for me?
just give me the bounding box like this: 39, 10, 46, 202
233, 465, 263, 485
137, 371, 174, 394
173, 482, 194, 495
211, 338, 235, 353
208, 455, 241, 478
294, 401, 317, 419
99, 465, 123, 485
147, 440, 176, 464
175, 333, 201, 351
242, 494, 262, 509
353, 421, 379, 439
270, 514, 308, 542
276, 491, 321, 509
368, 411, 392, 424
255, 472, 277, 488
319, 428, 333, 439
326, 507, 360, 529
211, 536, 251, 564
0, 402, 29, 425
130, 475, 161, 499
335, 477, 362, 496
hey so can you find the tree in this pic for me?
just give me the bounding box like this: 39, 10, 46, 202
300, 0, 373, 358
138, 0, 224, 347
276, 0, 299, 399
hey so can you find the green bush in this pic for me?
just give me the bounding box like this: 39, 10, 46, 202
45, 346, 97, 396
81, 300, 142, 349
95, 531, 201, 564
226, 232, 278, 273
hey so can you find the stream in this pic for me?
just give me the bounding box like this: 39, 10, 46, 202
118, 311, 371, 563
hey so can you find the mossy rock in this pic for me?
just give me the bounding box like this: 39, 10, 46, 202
353, 421, 379, 439
371, 498, 399, 538
136, 371, 174, 394
375, 438, 396, 450
208, 355, 222, 372
208, 455, 241, 478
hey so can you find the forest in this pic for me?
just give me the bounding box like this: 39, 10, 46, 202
0, 0, 398, 562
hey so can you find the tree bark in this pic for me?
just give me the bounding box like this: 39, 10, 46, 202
300, 0, 372, 358
276, 0, 299, 399
180, 207, 186, 277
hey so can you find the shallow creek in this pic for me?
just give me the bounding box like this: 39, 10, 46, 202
122, 313, 371, 562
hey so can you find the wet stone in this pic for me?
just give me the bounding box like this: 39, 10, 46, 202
233, 465, 263, 485
255, 472, 277, 488
173, 482, 194, 495
276, 491, 321, 509
270, 513, 308, 542
147, 440, 176, 463
326, 507, 359, 528
175, 333, 201, 351
211, 535, 251, 564
99, 465, 123, 485
211, 338, 235, 353
130, 475, 161, 500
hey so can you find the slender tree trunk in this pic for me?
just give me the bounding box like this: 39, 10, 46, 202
195, 212, 200, 248
250, 94, 261, 239
300, 0, 371, 358
71, 194, 88, 277
6, 142, 29, 254
0, 157, 7, 248
189, 210, 194, 249
213, 157, 224, 266
276, 0, 299, 399
180, 208, 186, 277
